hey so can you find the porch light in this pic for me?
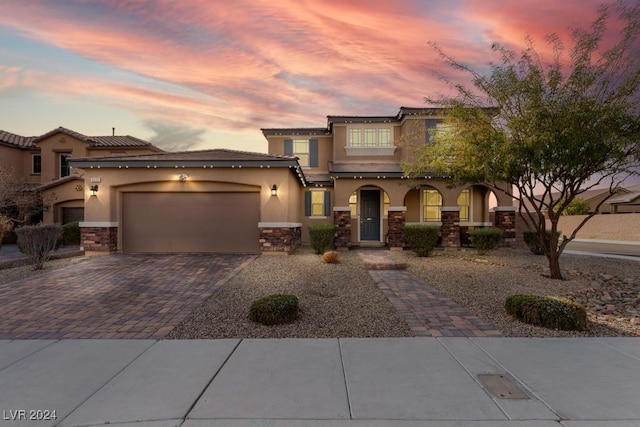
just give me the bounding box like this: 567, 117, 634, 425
89, 185, 99, 196
271, 184, 278, 196
179, 173, 188, 182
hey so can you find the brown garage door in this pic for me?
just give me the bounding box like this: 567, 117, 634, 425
122, 192, 260, 253
62, 207, 84, 224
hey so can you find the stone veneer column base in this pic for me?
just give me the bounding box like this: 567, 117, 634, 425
258, 223, 301, 254
493, 207, 517, 247
333, 207, 351, 249
80, 227, 118, 253
387, 207, 406, 248
441, 207, 461, 249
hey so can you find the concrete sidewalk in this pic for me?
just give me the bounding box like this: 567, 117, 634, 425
1, 338, 639, 426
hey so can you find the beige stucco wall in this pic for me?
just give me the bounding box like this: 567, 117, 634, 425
0, 145, 27, 180
41, 179, 85, 224
35, 135, 89, 183
550, 213, 640, 241
267, 135, 332, 173
79, 166, 301, 225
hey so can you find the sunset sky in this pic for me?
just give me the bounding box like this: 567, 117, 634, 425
0, 0, 622, 153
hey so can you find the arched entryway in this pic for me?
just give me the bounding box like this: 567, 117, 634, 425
348, 186, 389, 243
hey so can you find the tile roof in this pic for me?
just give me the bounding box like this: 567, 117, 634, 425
607, 192, 640, 204
0, 130, 37, 148
2, 127, 159, 149
37, 173, 84, 190
70, 148, 298, 163
329, 162, 404, 174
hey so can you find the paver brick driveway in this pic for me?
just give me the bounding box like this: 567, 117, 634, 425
0, 254, 256, 339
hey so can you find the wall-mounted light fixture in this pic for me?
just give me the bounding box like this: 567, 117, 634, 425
271, 184, 278, 196
179, 173, 189, 182
89, 184, 99, 196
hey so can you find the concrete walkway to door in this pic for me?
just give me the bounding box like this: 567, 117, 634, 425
0, 253, 256, 339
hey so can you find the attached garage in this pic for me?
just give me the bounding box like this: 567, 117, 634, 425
70, 149, 306, 254
122, 192, 260, 253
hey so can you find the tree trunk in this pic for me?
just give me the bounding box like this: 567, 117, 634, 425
546, 218, 564, 280
546, 247, 564, 280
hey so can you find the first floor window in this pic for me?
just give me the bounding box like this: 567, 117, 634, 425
60, 153, 72, 177
305, 190, 331, 217
349, 191, 358, 216
32, 154, 41, 174
423, 189, 442, 222
458, 189, 470, 222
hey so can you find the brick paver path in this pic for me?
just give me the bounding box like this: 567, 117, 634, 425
0, 254, 256, 339
368, 264, 502, 338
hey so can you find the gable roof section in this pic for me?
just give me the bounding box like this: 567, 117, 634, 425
69, 148, 308, 186
32, 127, 160, 149
0, 130, 37, 148
607, 191, 640, 204
37, 173, 84, 191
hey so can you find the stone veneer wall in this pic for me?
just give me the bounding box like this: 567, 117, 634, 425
333, 209, 351, 248
441, 209, 460, 248
81, 227, 117, 252
259, 226, 301, 253
494, 208, 517, 247
387, 209, 405, 248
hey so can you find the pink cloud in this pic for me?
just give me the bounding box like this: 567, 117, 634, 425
0, 0, 625, 136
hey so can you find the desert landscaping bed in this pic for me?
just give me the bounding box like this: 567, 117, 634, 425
168, 246, 640, 339
395, 248, 640, 337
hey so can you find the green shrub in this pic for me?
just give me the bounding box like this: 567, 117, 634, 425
62, 221, 81, 245
249, 294, 300, 325
308, 224, 336, 254
505, 294, 587, 331
15, 223, 63, 270
523, 229, 561, 255
0, 215, 13, 249
470, 227, 503, 253
404, 224, 439, 257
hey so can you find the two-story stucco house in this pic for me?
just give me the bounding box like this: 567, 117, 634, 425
0, 127, 162, 226
50, 106, 516, 254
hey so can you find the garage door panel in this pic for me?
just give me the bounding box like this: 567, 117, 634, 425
123, 192, 260, 253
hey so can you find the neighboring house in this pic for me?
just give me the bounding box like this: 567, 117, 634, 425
0, 127, 161, 225
66, 107, 516, 254
523, 184, 640, 216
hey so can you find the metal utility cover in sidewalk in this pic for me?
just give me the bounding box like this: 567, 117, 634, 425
478, 374, 530, 399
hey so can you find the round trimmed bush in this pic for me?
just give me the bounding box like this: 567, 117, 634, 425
469, 227, 503, 253
249, 294, 300, 325
505, 294, 587, 331
404, 224, 439, 257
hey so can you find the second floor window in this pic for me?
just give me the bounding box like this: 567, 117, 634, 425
293, 139, 309, 167
32, 154, 41, 174
60, 153, 72, 177
348, 127, 393, 147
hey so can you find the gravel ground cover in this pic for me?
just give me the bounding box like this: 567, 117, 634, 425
395, 248, 640, 337
166, 248, 414, 338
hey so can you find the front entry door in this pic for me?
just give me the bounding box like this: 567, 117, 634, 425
360, 190, 380, 241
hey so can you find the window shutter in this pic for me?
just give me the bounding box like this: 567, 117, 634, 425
323, 191, 331, 217
425, 119, 437, 144
304, 191, 311, 216
284, 139, 293, 156
309, 139, 318, 167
